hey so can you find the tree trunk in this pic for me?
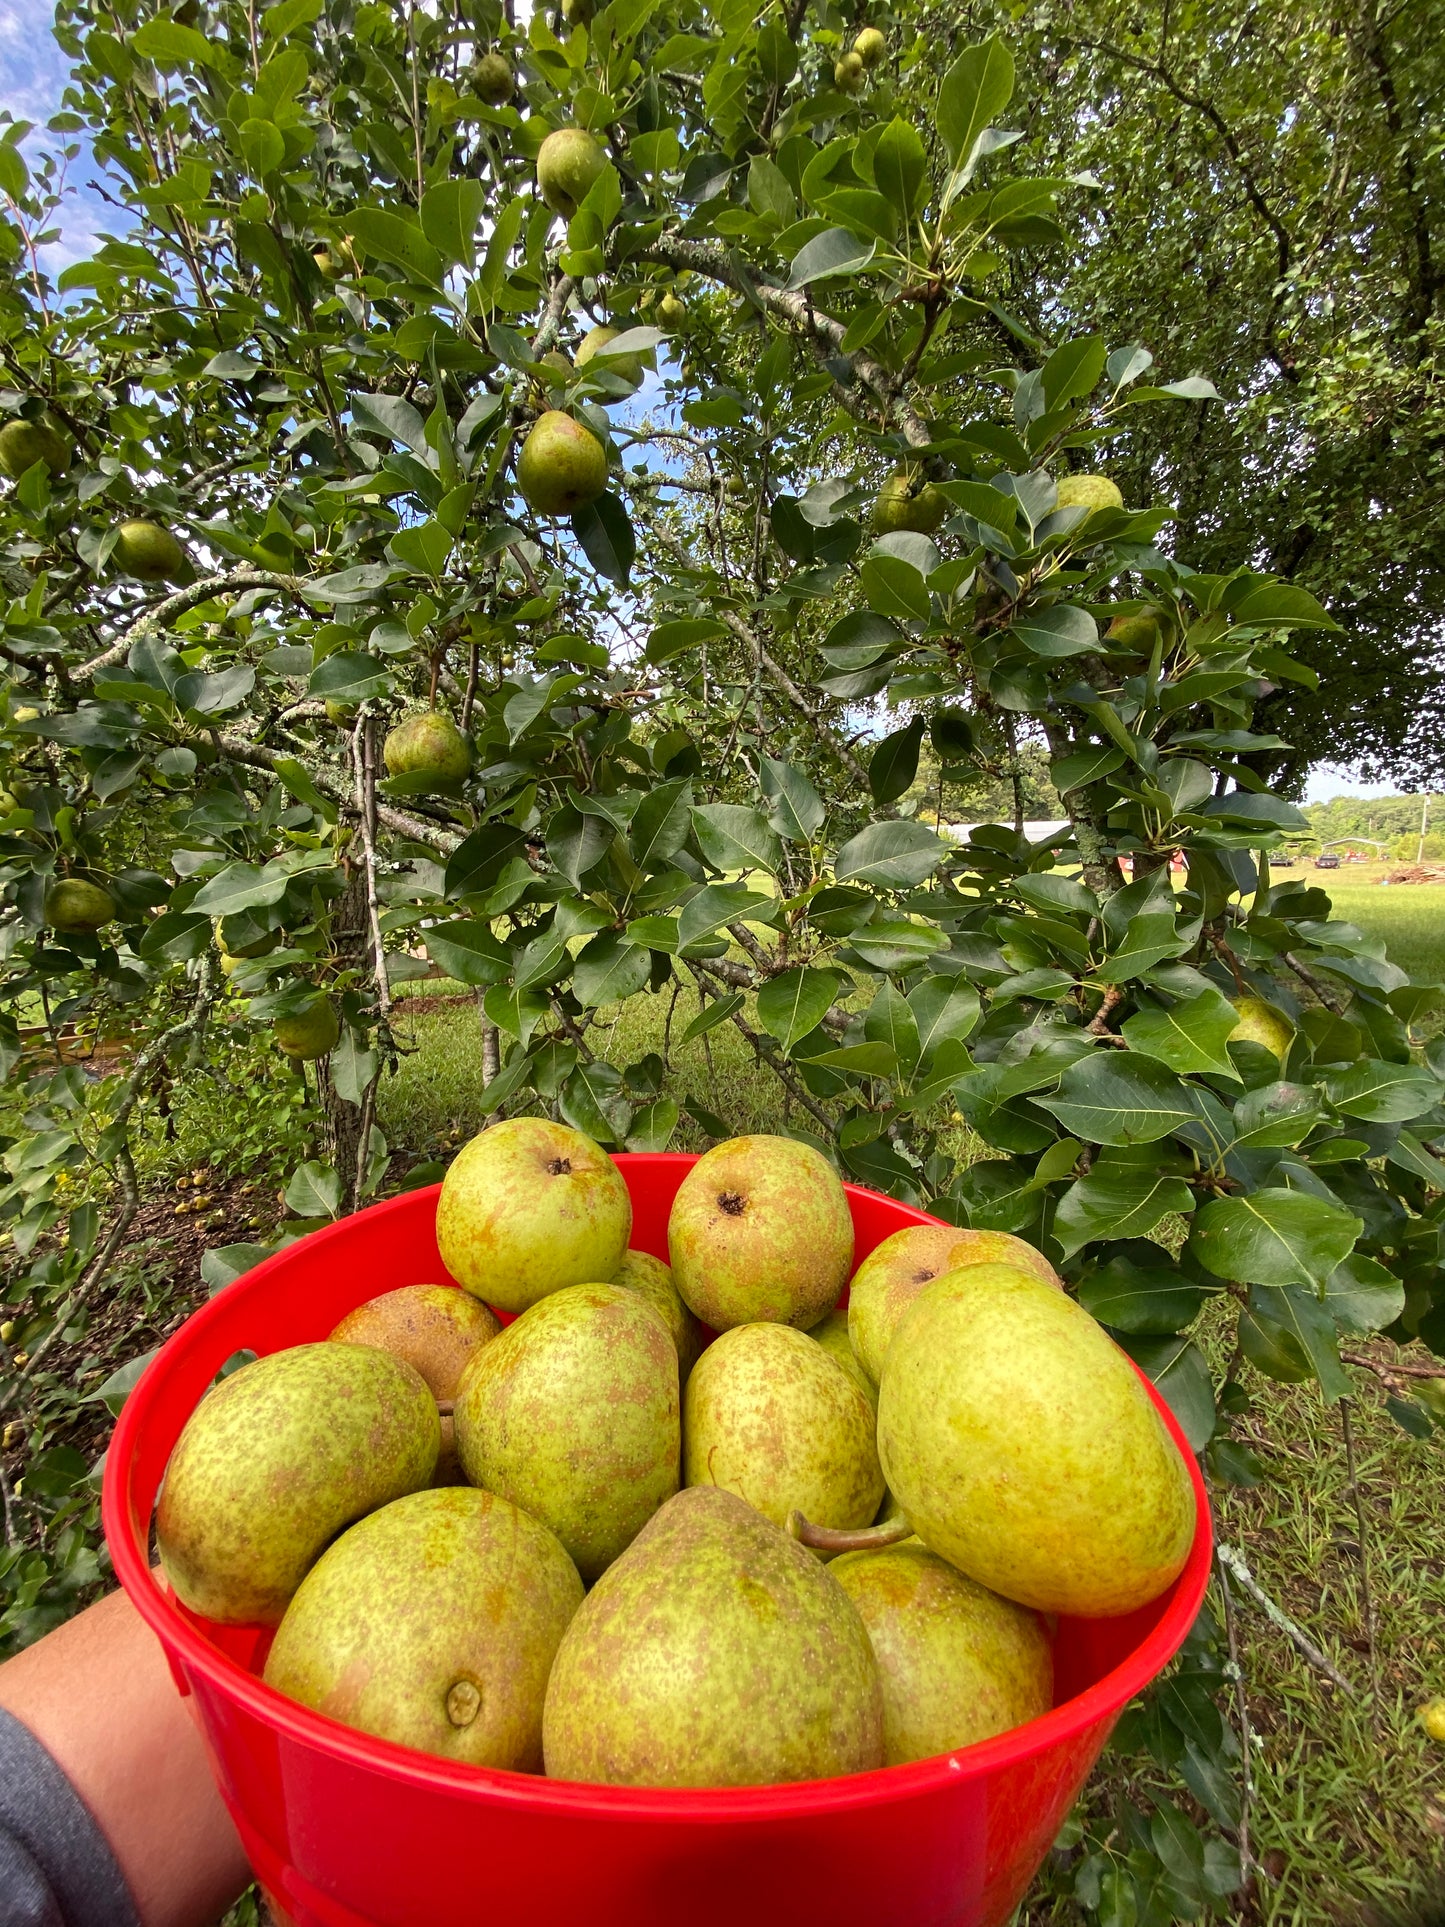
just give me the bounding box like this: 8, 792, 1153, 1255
317, 855, 369, 1203
478, 993, 501, 1083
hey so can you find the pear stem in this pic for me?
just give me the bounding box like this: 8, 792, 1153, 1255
787, 1510, 913, 1555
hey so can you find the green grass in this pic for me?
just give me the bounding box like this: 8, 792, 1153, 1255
1325, 882, 1445, 984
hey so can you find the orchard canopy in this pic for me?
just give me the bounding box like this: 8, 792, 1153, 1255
3, 0, 1445, 1464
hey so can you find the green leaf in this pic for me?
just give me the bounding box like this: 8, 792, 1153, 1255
1010, 603, 1099, 658
1225, 582, 1339, 630
190, 861, 290, 916
760, 756, 825, 841
1189, 1189, 1363, 1289
420, 178, 485, 269
572, 932, 650, 1007
1122, 989, 1243, 1079
444, 823, 528, 898
1051, 745, 1123, 792
834, 820, 948, 888
646, 617, 726, 664
629, 779, 694, 872
572, 492, 635, 584
1076, 1247, 1208, 1329
1229, 1081, 1326, 1150
1096, 913, 1186, 982
691, 803, 782, 874
937, 36, 1015, 166
1036, 1053, 1199, 1145
349, 206, 443, 283
483, 984, 550, 1047
559, 1061, 629, 1146
747, 154, 796, 224
1055, 1170, 1198, 1260
422, 920, 511, 985
1119, 1335, 1215, 1450
1041, 335, 1106, 408
757, 968, 840, 1053
284, 1160, 343, 1221
1322, 1060, 1440, 1123
864, 978, 920, 1070
1323, 1253, 1405, 1335
906, 976, 981, 1058
679, 992, 744, 1045
1245, 1285, 1351, 1401
626, 1097, 680, 1153
807, 1041, 899, 1077
868, 717, 925, 804
787, 227, 876, 288
861, 552, 929, 623
677, 883, 773, 949
306, 651, 393, 704
92, 1348, 160, 1417
134, 16, 225, 67
873, 118, 927, 218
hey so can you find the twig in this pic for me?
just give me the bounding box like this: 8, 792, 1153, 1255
74, 569, 310, 680
1214, 1542, 1255, 1879
351, 715, 391, 1022
1339, 1399, 1382, 1718
1215, 1543, 1356, 1694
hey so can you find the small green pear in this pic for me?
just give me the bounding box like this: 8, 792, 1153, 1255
516, 410, 609, 516
878, 1265, 1194, 1617
831, 1542, 1052, 1763
157, 1342, 439, 1624
264, 1486, 581, 1768
849, 1224, 1062, 1385
656, 290, 686, 331
1054, 473, 1123, 516
871, 472, 946, 534
470, 50, 515, 106
0, 417, 69, 480
272, 999, 339, 1061
382, 711, 471, 787
853, 26, 886, 67
436, 1117, 631, 1313
453, 1281, 679, 1583
684, 1323, 883, 1542
834, 50, 865, 93
613, 1248, 704, 1378
113, 518, 187, 582
668, 1133, 854, 1331
575, 323, 647, 386
43, 878, 115, 934
535, 126, 606, 218
1228, 995, 1294, 1061
542, 1487, 884, 1786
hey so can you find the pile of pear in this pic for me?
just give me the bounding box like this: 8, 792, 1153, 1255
154, 1123, 1194, 1788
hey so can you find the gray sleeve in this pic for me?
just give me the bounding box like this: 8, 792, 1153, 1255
0, 1705, 140, 1927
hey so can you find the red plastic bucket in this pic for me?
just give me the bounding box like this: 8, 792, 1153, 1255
103, 1153, 1210, 1927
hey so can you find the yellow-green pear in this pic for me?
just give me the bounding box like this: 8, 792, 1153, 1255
517, 410, 609, 516
877, 1264, 1194, 1616
382, 711, 471, 787
656, 290, 686, 331
535, 127, 606, 218
871, 472, 946, 535
831, 1542, 1052, 1762
0, 417, 69, 480
436, 1117, 631, 1313
1421, 1698, 1445, 1742
575, 324, 647, 386
1228, 995, 1294, 1061
668, 1134, 853, 1331
264, 1487, 582, 1768
834, 50, 865, 93
470, 50, 515, 106
272, 999, 339, 1061
849, 1224, 1062, 1385
612, 1248, 703, 1377
542, 1487, 884, 1786
113, 518, 187, 582
1054, 474, 1123, 516
810, 1307, 876, 1408
684, 1323, 883, 1543
43, 878, 115, 934
853, 26, 886, 67
453, 1281, 679, 1583
156, 1343, 439, 1624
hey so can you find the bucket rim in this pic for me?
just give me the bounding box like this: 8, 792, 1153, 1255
102, 1158, 1212, 1821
